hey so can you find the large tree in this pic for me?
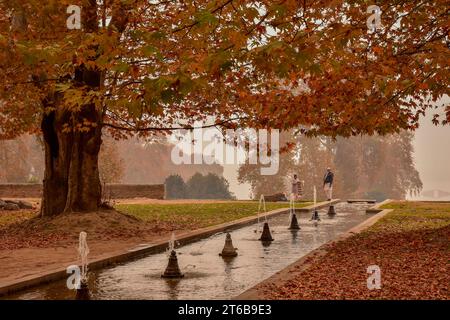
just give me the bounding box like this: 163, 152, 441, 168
0, 1, 448, 215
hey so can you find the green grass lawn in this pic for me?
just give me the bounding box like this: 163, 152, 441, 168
376, 201, 450, 232
116, 201, 311, 229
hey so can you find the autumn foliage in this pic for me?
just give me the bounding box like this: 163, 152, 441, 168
1, 0, 448, 136
0, 1, 448, 214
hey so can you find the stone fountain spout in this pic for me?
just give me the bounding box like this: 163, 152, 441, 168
162, 250, 184, 278
288, 195, 300, 230
219, 232, 238, 257
311, 209, 321, 221
327, 205, 336, 215
288, 213, 300, 230
259, 222, 274, 241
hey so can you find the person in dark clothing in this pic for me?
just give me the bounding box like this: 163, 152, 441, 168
323, 167, 334, 201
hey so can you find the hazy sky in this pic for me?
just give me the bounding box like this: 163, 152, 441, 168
412, 106, 450, 195
224, 101, 450, 200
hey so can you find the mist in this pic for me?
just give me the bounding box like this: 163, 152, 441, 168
410, 102, 450, 200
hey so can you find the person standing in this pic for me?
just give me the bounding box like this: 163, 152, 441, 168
323, 167, 334, 201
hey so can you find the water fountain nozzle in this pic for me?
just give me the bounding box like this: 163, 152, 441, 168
162, 250, 184, 278
311, 210, 321, 221
288, 213, 301, 230
327, 205, 336, 215
219, 232, 238, 257
259, 222, 274, 241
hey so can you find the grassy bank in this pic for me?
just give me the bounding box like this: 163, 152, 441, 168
116, 201, 310, 229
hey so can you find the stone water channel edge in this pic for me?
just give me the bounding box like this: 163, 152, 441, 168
0, 200, 335, 297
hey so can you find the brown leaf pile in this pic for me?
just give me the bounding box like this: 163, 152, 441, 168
0, 209, 190, 250
261, 223, 449, 300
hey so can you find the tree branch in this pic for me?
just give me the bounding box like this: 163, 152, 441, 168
103, 117, 244, 132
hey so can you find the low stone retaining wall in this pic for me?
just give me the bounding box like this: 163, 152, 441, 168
0, 184, 42, 198
297, 199, 340, 212
0, 184, 165, 199
365, 199, 393, 213
103, 184, 165, 199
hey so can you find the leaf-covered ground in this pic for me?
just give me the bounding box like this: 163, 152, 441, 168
259, 201, 449, 300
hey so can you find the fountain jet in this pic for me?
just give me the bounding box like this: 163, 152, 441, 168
255, 194, 267, 233
310, 186, 321, 221
76, 231, 90, 300
219, 233, 238, 257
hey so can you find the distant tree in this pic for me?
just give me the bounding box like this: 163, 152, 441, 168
202, 173, 235, 199
186, 173, 208, 199
364, 132, 422, 199
238, 165, 287, 199
239, 132, 422, 200
99, 137, 125, 184
365, 190, 388, 202
296, 136, 337, 200
186, 173, 234, 199
238, 131, 295, 199
165, 174, 187, 199
0, 135, 124, 185
0, 135, 44, 183
116, 137, 223, 184
0, 138, 30, 183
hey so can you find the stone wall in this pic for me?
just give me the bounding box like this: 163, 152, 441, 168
103, 184, 165, 199
0, 184, 43, 198
0, 184, 165, 199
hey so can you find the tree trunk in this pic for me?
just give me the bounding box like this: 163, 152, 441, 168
39, 1, 117, 216
41, 67, 103, 216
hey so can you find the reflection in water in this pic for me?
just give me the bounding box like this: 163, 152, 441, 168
164, 279, 181, 300
290, 230, 299, 244
222, 256, 238, 292
261, 241, 272, 248
6, 202, 371, 300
